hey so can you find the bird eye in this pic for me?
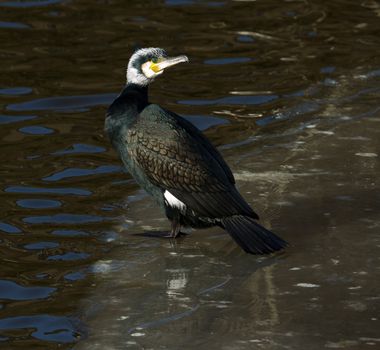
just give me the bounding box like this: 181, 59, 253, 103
152, 58, 158, 63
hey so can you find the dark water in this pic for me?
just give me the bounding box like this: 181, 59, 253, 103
1, 0, 380, 349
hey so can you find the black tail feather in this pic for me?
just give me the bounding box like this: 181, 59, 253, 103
221, 215, 287, 254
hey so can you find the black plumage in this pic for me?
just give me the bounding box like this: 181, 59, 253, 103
105, 48, 287, 254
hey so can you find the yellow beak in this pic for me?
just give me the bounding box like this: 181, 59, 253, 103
150, 55, 189, 73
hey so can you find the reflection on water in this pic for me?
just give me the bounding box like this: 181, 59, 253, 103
7, 93, 116, 112
1, 0, 380, 349
179, 94, 278, 106
0, 315, 82, 343
42, 165, 122, 182
0, 280, 55, 300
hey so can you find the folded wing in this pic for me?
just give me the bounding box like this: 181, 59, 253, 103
125, 104, 258, 220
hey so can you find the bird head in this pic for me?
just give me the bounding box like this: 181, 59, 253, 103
126, 47, 189, 86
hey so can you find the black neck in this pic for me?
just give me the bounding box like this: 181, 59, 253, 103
107, 83, 149, 122
121, 83, 149, 111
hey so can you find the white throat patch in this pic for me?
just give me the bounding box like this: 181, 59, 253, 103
164, 190, 186, 212
126, 66, 150, 86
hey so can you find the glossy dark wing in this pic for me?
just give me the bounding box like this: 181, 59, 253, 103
127, 104, 258, 219
163, 108, 236, 186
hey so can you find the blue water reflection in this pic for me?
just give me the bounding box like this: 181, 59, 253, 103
204, 57, 251, 65
19, 126, 54, 135
0, 115, 35, 124
0, 87, 32, 95
179, 94, 278, 106
53, 143, 106, 155
5, 185, 92, 196
23, 214, 106, 224
43, 165, 122, 182
64, 271, 86, 281
0, 221, 22, 234
0, 21, 29, 29
7, 93, 116, 112
0, 280, 55, 300
47, 252, 90, 261
0, 315, 82, 343
0, 0, 63, 8
52, 229, 90, 237
24, 241, 59, 249
16, 199, 62, 209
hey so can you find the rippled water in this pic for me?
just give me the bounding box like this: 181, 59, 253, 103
1, 0, 380, 349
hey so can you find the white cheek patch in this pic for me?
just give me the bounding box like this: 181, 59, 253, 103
164, 190, 186, 212
141, 61, 163, 78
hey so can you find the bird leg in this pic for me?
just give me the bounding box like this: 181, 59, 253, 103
162, 218, 182, 238
170, 217, 181, 238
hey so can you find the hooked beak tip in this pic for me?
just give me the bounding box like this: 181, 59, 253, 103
154, 55, 189, 72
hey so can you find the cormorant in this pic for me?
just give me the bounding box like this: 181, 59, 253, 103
105, 47, 287, 254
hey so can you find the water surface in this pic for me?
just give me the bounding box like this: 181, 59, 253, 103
1, 0, 379, 349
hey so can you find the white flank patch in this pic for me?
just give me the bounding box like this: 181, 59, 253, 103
164, 190, 186, 211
